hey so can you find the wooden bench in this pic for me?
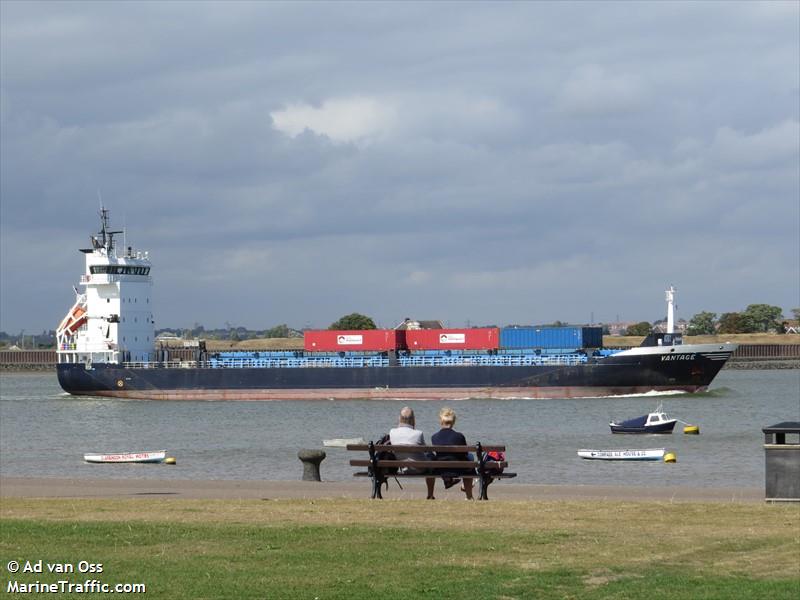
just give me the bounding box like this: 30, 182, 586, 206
347, 441, 517, 500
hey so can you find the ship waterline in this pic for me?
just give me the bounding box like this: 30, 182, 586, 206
53, 385, 710, 401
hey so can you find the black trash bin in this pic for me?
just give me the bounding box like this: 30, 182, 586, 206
763, 422, 800, 502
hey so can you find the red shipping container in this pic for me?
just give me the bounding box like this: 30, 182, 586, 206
304, 329, 402, 352
405, 328, 499, 351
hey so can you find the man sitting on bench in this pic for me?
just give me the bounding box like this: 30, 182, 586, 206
389, 406, 436, 499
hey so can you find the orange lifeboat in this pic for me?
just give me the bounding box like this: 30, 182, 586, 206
58, 304, 87, 336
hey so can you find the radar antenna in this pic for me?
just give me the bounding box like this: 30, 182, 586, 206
97, 206, 123, 254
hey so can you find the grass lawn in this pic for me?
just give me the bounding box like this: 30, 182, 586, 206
1, 498, 798, 599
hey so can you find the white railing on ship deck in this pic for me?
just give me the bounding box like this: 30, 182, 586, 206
122, 354, 588, 370
398, 355, 586, 367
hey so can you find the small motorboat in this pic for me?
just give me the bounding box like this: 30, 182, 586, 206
578, 448, 666, 461
323, 437, 366, 448
84, 450, 166, 464
610, 405, 677, 434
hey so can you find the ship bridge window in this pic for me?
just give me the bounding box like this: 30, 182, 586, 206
90, 266, 150, 276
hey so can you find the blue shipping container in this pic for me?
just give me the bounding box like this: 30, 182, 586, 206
500, 327, 603, 349
581, 327, 603, 348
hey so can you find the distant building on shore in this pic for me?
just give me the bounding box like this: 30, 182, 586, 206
606, 322, 638, 336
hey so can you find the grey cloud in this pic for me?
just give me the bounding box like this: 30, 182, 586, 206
557, 65, 647, 116
1, 1, 797, 332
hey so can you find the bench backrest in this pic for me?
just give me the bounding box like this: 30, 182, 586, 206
346, 444, 505, 453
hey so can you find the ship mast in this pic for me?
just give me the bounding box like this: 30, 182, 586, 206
93, 206, 123, 254
665, 286, 676, 334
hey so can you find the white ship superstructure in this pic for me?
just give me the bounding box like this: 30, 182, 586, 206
57, 208, 153, 365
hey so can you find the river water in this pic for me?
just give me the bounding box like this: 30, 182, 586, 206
1, 369, 797, 487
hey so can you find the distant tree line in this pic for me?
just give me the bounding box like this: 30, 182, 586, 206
624, 322, 654, 336
325, 314, 616, 332
160, 304, 798, 341
686, 305, 795, 335
156, 323, 302, 342
328, 313, 377, 330
5, 305, 796, 349
0, 330, 56, 349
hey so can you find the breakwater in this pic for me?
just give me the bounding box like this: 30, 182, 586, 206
727, 344, 800, 368
0, 350, 55, 370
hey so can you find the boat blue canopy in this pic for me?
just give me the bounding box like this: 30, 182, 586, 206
617, 415, 648, 427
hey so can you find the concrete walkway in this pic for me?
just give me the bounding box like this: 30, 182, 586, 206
0, 477, 764, 503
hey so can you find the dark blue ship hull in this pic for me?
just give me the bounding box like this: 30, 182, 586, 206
56, 348, 731, 400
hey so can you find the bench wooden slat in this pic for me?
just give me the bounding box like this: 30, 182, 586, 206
353, 471, 518, 479
349, 459, 508, 469
346, 444, 506, 452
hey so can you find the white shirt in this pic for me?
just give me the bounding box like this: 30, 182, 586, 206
389, 423, 427, 461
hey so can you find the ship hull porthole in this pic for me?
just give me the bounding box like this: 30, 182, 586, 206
116, 379, 124, 388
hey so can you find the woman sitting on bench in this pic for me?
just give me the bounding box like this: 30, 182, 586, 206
431, 407, 475, 500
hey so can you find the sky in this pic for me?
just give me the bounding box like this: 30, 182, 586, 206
1, 1, 798, 333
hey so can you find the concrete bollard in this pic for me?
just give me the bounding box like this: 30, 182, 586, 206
298, 449, 326, 481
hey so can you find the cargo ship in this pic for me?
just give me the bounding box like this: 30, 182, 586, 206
56, 210, 737, 400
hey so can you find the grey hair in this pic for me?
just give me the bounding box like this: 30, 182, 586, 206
399, 406, 415, 425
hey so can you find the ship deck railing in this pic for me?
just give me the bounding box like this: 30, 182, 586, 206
398, 354, 587, 366
122, 354, 589, 370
